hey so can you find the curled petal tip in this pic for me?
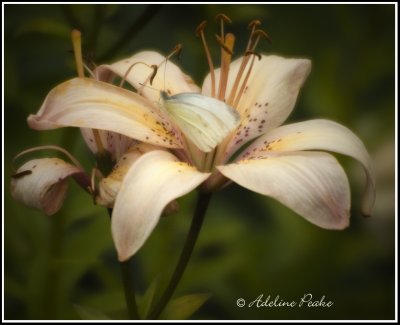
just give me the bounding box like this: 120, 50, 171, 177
10, 158, 83, 216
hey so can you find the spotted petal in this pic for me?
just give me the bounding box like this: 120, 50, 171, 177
80, 128, 138, 161
96, 51, 200, 102
10, 158, 85, 215
111, 150, 210, 261
28, 78, 182, 148
240, 119, 375, 217
202, 55, 311, 159
28, 78, 182, 149
218, 151, 350, 230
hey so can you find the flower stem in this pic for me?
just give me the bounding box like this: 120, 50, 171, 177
120, 257, 141, 319
148, 191, 212, 319
108, 209, 140, 320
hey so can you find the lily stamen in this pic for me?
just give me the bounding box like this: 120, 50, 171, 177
166, 44, 183, 60
232, 52, 259, 109
227, 27, 271, 106
217, 33, 235, 101
251, 29, 272, 48
119, 62, 158, 88
196, 20, 216, 97
245, 20, 262, 51
248, 19, 262, 30
136, 45, 181, 95
215, 13, 232, 44
226, 27, 257, 105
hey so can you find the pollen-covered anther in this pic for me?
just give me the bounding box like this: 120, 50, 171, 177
252, 29, 272, 44
120, 61, 158, 87
248, 19, 262, 30
215, 13, 232, 24
149, 65, 158, 85
166, 44, 183, 60
245, 50, 262, 60
82, 51, 97, 71
195, 20, 208, 37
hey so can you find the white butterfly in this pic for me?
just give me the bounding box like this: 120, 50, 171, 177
160, 91, 241, 152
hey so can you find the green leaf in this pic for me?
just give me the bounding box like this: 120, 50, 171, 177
80, 291, 126, 314
161, 293, 212, 320
61, 212, 113, 292
140, 275, 161, 318
73, 304, 111, 320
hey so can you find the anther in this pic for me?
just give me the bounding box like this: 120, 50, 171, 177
83, 51, 96, 71
167, 44, 183, 60
248, 20, 262, 30
245, 50, 262, 60
195, 20, 207, 37
149, 65, 158, 85
215, 13, 232, 24
252, 29, 272, 44
119, 62, 158, 87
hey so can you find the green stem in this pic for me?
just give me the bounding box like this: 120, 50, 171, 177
148, 191, 212, 319
44, 212, 65, 319
120, 258, 141, 319
107, 209, 140, 320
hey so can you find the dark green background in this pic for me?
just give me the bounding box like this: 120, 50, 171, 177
4, 4, 395, 320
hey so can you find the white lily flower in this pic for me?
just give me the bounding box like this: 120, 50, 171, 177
14, 22, 375, 261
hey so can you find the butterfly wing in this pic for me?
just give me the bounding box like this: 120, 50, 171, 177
161, 92, 240, 152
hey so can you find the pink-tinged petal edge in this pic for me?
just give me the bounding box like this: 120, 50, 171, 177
218, 151, 351, 230
111, 150, 210, 261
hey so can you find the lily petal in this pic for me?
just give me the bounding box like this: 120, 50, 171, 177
241, 119, 375, 217
218, 152, 350, 230
28, 78, 183, 149
96, 143, 160, 207
80, 128, 138, 161
203, 55, 311, 157
96, 51, 200, 102
10, 158, 84, 216
111, 150, 210, 261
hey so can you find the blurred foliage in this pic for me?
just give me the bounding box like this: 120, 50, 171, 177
4, 4, 395, 320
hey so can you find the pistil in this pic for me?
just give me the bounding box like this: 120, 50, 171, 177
71, 30, 105, 155
71, 29, 85, 78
